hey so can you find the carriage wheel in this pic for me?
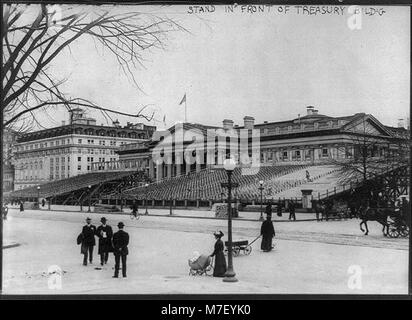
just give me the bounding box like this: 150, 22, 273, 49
244, 246, 252, 255
388, 227, 400, 238
189, 269, 196, 276
224, 248, 228, 255
399, 226, 409, 237
233, 247, 240, 257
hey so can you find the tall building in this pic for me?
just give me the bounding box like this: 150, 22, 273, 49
115, 106, 408, 182
13, 109, 156, 190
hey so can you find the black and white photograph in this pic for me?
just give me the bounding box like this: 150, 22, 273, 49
0, 1, 410, 297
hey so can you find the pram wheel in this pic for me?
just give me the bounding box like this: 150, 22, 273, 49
205, 265, 213, 276
233, 247, 240, 257
244, 246, 252, 255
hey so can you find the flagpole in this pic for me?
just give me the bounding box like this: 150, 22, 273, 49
185, 97, 187, 123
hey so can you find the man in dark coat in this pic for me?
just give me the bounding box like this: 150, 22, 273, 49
260, 213, 275, 252
131, 201, 138, 218
41, 199, 46, 207
288, 200, 296, 221
81, 217, 96, 266
112, 222, 129, 278
96, 217, 113, 266
19, 201, 24, 212
276, 201, 283, 217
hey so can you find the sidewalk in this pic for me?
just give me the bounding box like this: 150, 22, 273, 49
8, 204, 318, 222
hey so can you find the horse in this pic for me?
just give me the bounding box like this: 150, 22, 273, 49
358, 206, 392, 236
313, 201, 328, 221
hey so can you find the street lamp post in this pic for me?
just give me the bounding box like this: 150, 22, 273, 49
120, 190, 123, 212
258, 180, 264, 221
37, 186, 40, 209
144, 183, 149, 215
88, 185, 91, 212
222, 158, 238, 283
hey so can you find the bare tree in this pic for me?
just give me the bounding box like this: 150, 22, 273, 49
328, 115, 410, 201
2, 4, 185, 132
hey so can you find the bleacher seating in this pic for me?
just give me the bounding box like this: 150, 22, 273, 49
11, 171, 141, 199
123, 165, 310, 201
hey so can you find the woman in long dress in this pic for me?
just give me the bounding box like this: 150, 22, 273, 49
261, 207, 275, 252
210, 231, 227, 277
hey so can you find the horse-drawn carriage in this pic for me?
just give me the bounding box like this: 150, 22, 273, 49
313, 201, 351, 221
358, 205, 409, 237
387, 210, 409, 238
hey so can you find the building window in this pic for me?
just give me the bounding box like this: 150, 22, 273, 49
78, 157, 81, 161
282, 151, 288, 160
78, 165, 81, 171
322, 148, 329, 157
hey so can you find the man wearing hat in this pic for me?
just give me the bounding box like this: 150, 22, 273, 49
96, 217, 113, 266
81, 217, 97, 266
112, 222, 129, 278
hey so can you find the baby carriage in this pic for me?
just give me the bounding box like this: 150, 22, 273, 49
188, 254, 213, 276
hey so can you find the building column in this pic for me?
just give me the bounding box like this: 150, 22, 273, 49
196, 162, 201, 173
149, 160, 154, 179
156, 164, 162, 182
167, 164, 172, 179
176, 164, 181, 177
263, 151, 268, 163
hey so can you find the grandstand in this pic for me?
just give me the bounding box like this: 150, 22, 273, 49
117, 164, 345, 203
10, 170, 147, 202
10, 161, 405, 211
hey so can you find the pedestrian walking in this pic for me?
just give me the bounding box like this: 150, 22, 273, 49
2, 203, 8, 220
210, 230, 227, 277
42, 199, 46, 207
96, 217, 113, 266
19, 201, 24, 213
288, 200, 296, 221
276, 201, 283, 217
112, 222, 129, 278
80, 217, 96, 266
131, 201, 138, 218
260, 210, 275, 252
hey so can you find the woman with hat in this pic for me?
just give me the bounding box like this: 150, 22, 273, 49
96, 217, 113, 266
261, 208, 275, 252
210, 231, 227, 277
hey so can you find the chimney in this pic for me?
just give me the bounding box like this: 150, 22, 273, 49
243, 116, 255, 130
62, 121, 66, 126
306, 106, 315, 115
398, 119, 405, 128
312, 109, 319, 115
223, 119, 234, 131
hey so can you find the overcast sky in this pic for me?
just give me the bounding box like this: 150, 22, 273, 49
45, 4, 410, 129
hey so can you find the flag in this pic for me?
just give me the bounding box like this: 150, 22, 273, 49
163, 115, 166, 125
178, 93, 186, 105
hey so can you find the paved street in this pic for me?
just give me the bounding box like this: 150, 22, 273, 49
2, 208, 409, 294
